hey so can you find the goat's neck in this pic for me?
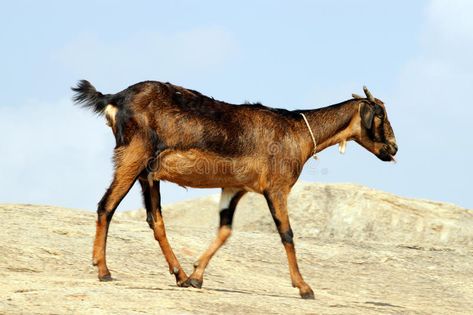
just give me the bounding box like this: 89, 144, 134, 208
300, 100, 359, 159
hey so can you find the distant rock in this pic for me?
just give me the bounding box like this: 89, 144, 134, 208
120, 182, 473, 246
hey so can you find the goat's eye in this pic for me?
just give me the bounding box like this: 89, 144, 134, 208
374, 107, 384, 118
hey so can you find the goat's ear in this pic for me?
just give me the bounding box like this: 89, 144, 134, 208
360, 103, 375, 129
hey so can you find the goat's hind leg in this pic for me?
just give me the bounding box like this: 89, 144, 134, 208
92, 149, 146, 281
184, 188, 246, 288
139, 179, 188, 286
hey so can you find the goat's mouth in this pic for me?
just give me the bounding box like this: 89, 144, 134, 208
378, 144, 398, 162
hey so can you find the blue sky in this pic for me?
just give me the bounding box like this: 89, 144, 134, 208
1, 0, 472, 210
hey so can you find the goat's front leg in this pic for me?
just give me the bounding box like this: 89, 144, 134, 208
264, 189, 314, 299
184, 188, 246, 288
139, 179, 188, 286
92, 152, 145, 281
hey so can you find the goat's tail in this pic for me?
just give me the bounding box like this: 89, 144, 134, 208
71, 80, 112, 115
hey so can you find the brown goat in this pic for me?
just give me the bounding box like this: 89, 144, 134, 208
72, 81, 397, 299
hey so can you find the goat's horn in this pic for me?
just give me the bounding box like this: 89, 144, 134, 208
363, 86, 375, 102
352, 93, 363, 99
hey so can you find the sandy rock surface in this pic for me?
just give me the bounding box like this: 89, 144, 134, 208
1, 183, 472, 314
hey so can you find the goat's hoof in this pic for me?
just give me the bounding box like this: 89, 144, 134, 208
98, 273, 113, 282
176, 276, 190, 287
300, 288, 315, 300
183, 277, 203, 289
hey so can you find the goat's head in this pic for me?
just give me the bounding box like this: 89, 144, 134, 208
352, 87, 398, 162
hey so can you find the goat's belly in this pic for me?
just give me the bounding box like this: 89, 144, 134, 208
151, 149, 263, 190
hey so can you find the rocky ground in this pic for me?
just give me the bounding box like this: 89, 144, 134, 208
1, 183, 472, 314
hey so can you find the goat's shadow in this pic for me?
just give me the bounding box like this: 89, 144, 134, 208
107, 276, 302, 300
96, 278, 300, 300
169, 284, 301, 300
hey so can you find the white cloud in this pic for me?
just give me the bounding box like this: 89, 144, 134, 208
396, 0, 473, 130
0, 98, 115, 208
390, 0, 473, 207
426, 0, 473, 45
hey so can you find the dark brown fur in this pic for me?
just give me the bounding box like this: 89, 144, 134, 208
72, 80, 397, 299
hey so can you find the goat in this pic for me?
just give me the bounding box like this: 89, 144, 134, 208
72, 80, 397, 299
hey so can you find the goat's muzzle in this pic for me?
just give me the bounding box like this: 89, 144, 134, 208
378, 142, 398, 162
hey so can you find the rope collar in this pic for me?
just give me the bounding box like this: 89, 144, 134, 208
300, 113, 318, 160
